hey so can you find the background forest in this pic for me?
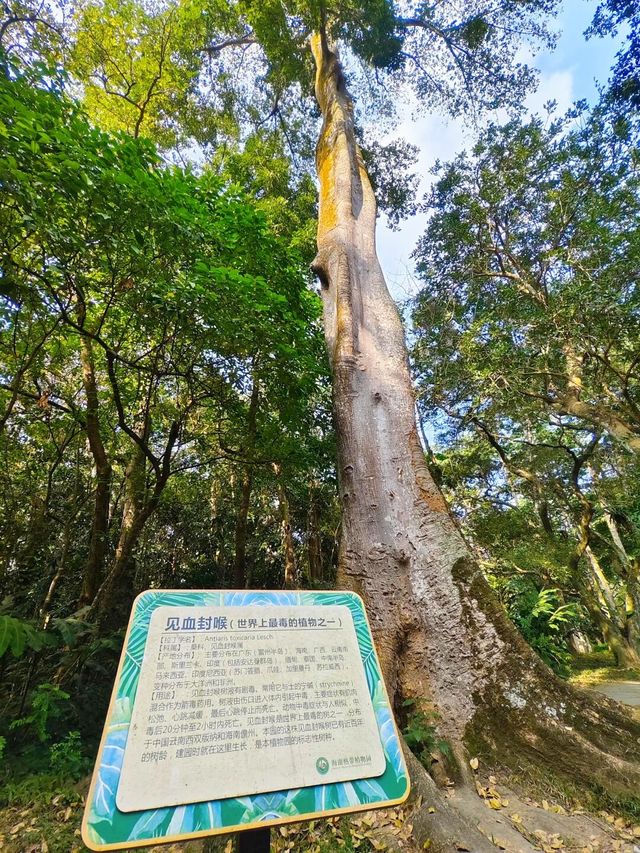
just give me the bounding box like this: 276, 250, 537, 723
0, 0, 639, 849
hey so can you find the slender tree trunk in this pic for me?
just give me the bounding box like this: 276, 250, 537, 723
307, 483, 323, 583
78, 333, 112, 607
115, 443, 146, 569
568, 499, 640, 667
604, 512, 640, 653
273, 465, 297, 588
209, 474, 223, 580
91, 443, 152, 627
233, 468, 253, 589
626, 558, 640, 650
584, 545, 620, 626
584, 547, 640, 667
309, 33, 640, 831
232, 380, 259, 589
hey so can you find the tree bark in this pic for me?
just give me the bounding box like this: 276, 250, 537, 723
233, 467, 253, 589
232, 379, 259, 589
568, 497, 640, 667
91, 442, 155, 628
555, 395, 640, 455
604, 511, 640, 654
583, 547, 640, 668
273, 465, 297, 589
309, 32, 640, 824
78, 332, 112, 607
307, 482, 323, 583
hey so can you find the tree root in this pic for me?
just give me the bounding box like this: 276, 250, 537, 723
465, 677, 640, 810
406, 748, 640, 852
404, 680, 640, 852
407, 750, 512, 852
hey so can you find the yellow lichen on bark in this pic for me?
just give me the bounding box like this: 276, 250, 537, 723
310, 32, 354, 239
309, 33, 324, 94
316, 145, 339, 235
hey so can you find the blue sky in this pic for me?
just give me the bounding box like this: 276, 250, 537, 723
538, 0, 622, 103
378, 0, 625, 300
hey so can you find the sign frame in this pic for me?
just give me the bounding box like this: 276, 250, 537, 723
81, 589, 410, 851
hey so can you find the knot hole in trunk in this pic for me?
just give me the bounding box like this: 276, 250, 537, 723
310, 253, 330, 288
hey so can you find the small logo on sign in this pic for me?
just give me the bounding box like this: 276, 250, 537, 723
316, 757, 329, 775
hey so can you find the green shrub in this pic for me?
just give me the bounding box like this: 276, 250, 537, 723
49, 731, 89, 779
10, 684, 71, 742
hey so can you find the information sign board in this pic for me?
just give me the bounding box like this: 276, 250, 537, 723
82, 590, 409, 850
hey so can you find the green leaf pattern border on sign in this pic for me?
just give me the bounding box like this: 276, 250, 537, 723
84, 590, 408, 848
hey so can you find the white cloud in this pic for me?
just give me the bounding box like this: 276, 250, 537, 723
377, 106, 468, 300
525, 69, 575, 116
376, 65, 576, 301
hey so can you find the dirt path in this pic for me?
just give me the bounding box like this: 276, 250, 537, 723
592, 680, 640, 706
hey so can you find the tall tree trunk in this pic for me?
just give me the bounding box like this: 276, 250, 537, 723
584, 545, 621, 629
78, 333, 112, 607
309, 32, 640, 833
112, 442, 146, 577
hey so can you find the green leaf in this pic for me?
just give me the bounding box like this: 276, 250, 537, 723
0, 615, 49, 659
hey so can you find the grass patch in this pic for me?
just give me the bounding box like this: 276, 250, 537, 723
506, 759, 640, 824
0, 773, 86, 853
568, 652, 640, 688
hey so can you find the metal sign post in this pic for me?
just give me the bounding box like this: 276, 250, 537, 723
237, 827, 271, 852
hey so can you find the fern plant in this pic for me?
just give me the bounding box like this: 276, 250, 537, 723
503, 581, 581, 675
402, 699, 451, 768
0, 614, 51, 659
